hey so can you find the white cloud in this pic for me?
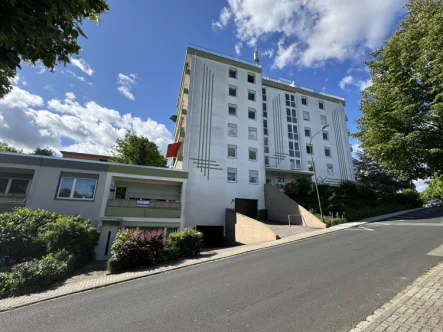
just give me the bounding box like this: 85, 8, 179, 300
339, 75, 372, 91
10, 74, 20, 85
413, 179, 428, 193
214, 0, 407, 68
117, 73, 137, 100
43, 85, 54, 92
212, 6, 232, 30
234, 42, 242, 56
272, 38, 299, 69
0, 85, 172, 155
261, 49, 275, 59
67, 70, 86, 83
70, 58, 94, 76
351, 143, 362, 159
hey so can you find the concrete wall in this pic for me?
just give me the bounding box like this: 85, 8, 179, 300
182, 53, 266, 229
235, 213, 278, 244
264, 183, 326, 229
264, 85, 354, 182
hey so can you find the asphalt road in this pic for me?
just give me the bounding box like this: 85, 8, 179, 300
2, 208, 443, 332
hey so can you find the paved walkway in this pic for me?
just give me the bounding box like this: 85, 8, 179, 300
350, 262, 443, 332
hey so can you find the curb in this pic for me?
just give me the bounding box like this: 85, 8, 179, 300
0, 207, 423, 313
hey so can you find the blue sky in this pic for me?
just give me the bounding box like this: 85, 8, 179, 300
0, 0, 409, 164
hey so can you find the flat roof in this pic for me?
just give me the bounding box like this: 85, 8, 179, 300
60, 151, 112, 159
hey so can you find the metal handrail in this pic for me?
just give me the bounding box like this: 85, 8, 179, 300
107, 199, 181, 210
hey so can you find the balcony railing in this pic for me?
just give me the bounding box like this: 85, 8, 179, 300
105, 199, 181, 218
0, 193, 26, 205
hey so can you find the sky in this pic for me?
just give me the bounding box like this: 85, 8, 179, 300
0, 0, 427, 190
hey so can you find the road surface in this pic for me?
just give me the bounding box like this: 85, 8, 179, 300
2, 208, 443, 332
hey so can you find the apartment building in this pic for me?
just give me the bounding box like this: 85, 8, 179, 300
169, 45, 354, 232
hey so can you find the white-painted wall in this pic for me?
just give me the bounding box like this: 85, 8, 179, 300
182, 55, 266, 229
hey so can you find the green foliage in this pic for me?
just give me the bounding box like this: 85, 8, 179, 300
38, 215, 99, 269
109, 229, 166, 273
0, 0, 109, 98
421, 175, 443, 201
0, 141, 22, 153
165, 228, 203, 259
0, 252, 70, 298
110, 132, 168, 167
33, 147, 54, 156
355, 0, 443, 179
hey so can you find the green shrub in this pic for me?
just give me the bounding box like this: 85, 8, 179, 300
0, 252, 69, 298
165, 228, 203, 259
38, 215, 99, 270
108, 228, 166, 273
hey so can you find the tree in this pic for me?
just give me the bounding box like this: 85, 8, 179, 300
421, 175, 443, 201
33, 147, 54, 156
0, 141, 22, 153
354, 151, 415, 194
355, 0, 443, 179
0, 0, 109, 98
110, 132, 168, 167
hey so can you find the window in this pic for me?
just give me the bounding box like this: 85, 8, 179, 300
247, 73, 255, 84
229, 85, 237, 97
302, 96, 308, 105
322, 131, 329, 140
249, 148, 257, 161
57, 177, 97, 200
262, 88, 266, 94
248, 108, 256, 120
263, 95, 266, 101
319, 101, 324, 109
263, 103, 267, 111
303, 111, 310, 121
228, 145, 237, 158
228, 123, 237, 137
264, 128, 268, 135
290, 95, 295, 107
327, 164, 334, 176
287, 124, 298, 140
0, 178, 30, 194
324, 147, 331, 157
248, 90, 256, 101
286, 108, 297, 123
228, 104, 237, 116
249, 170, 258, 184
248, 127, 257, 140
263, 110, 267, 118
290, 159, 295, 170
321, 115, 327, 125
296, 160, 301, 170
264, 137, 269, 153
305, 127, 311, 137
265, 155, 269, 166
308, 161, 314, 171
229, 68, 237, 79
227, 168, 237, 182
115, 187, 127, 199
306, 144, 313, 154
285, 94, 290, 107
263, 119, 268, 135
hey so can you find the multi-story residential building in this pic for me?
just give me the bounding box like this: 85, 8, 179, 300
168, 45, 354, 232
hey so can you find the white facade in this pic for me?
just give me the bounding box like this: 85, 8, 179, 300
171, 46, 354, 229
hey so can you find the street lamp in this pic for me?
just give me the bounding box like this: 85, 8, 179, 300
309, 124, 329, 222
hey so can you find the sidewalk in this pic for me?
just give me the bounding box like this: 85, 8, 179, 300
350, 262, 443, 332
0, 207, 425, 313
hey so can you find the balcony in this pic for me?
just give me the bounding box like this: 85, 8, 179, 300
0, 193, 26, 212
105, 199, 181, 218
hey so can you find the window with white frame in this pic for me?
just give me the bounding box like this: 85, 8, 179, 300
228, 123, 237, 137
228, 145, 237, 158
308, 161, 314, 171
290, 159, 295, 170
249, 148, 257, 161
263, 119, 268, 135
287, 124, 299, 140
57, 176, 97, 200
227, 168, 237, 182
247, 73, 255, 84
319, 101, 324, 109
327, 164, 334, 175
303, 111, 310, 121
296, 160, 301, 170
248, 90, 256, 101
305, 127, 311, 137
0, 178, 30, 194
265, 155, 269, 166
306, 144, 313, 154
229, 68, 237, 79
262, 87, 267, 101
324, 147, 331, 157
248, 108, 256, 120
248, 127, 257, 140
302, 96, 308, 105
264, 136, 269, 153
228, 104, 237, 116
288, 141, 300, 158
322, 131, 329, 140
229, 85, 237, 97
321, 115, 327, 125
290, 94, 295, 107
249, 170, 258, 184
286, 108, 297, 123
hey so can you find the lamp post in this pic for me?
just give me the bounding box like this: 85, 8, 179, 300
309, 124, 329, 222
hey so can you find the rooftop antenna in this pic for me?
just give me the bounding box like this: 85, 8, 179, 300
254, 47, 259, 65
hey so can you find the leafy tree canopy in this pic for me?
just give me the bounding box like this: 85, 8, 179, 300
33, 147, 54, 156
0, 0, 109, 98
421, 175, 443, 201
110, 132, 168, 167
0, 141, 22, 153
355, 0, 443, 179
